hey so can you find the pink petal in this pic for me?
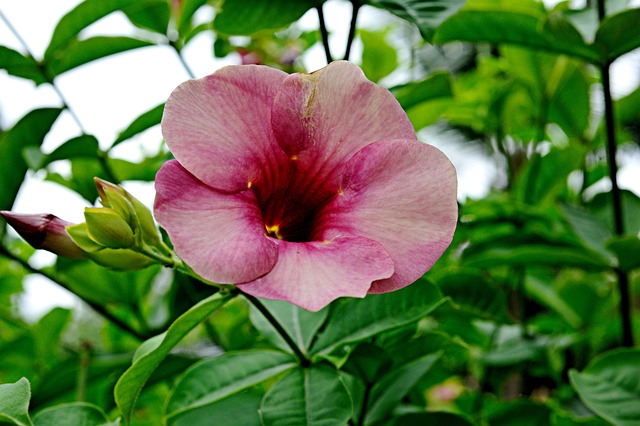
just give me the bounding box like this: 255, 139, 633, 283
154, 160, 278, 283
237, 236, 394, 311
271, 61, 416, 180
320, 140, 458, 294
162, 65, 289, 193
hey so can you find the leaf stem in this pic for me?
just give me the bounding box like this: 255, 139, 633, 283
344, 0, 361, 61
0, 245, 147, 340
170, 41, 196, 79
243, 294, 310, 366
597, 0, 634, 347
316, 5, 333, 64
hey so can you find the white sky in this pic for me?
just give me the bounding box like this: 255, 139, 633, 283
1, 0, 639, 319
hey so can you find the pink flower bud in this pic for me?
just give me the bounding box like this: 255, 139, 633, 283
1, 212, 85, 259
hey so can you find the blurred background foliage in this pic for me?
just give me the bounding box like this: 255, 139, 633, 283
0, 0, 639, 425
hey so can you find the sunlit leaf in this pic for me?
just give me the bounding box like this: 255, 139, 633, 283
569, 348, 640, 426
122, 0, 170, 35
595, 7, 640, 62
214, 0, 318, 35
391, 71, 452, 110
260, 364, 352, 426
359, 29, 398, 82
112, 103, 164, 147
115, 291, 234, 424
0, 378, 32, 426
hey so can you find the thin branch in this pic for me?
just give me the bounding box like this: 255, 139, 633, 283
316, 5, 333, 64
0, 246, 146, 341
243, 294, 310, 366
597, 0, 634, 347
170, 41, 196, 79
343, 0, 361, 61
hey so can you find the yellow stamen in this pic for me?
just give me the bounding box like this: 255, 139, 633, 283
291, 155, 298, 161
247, 181, 252, 189
265, 224, 283, 240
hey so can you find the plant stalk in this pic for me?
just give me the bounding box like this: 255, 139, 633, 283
316, 5, 333, 64
344, 0, 361, 61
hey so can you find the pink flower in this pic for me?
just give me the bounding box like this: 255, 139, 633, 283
155, 61, 457, 311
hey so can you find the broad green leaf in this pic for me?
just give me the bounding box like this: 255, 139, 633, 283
367, 0, 466, 42
175, 0, 208, 36
249, 299, 328, 356
33, 135, 100, 170
260, 364, 352, 426
588, 189, 640, 236
311, 279, 445, 356
166, 390, 263, 426
388, 412, 475, 426
44, 0, 158, 60
485, 399, 551, 426
525, 274, 583, 329
112, 103, 164, 146
0, 46, 46, 85
569, 348, 640, 426
341, 343, 392, 385
109, 151, 168, 182
617, 83, 640, 126
47, 36, 153, 77
561, 204, 612, 256
32, 308, 72, 370
607, 235, 640, 272
464, 245, 611, 270
32, 403, 111, 426
0, 378, 32, 426
595, 8, 640, 62
114, 291, 234, 424
214, 0, 318, 35
390, 71, 453, 110
122, 1, 170, 35
434, 3, 601, 63
364, 353, 440, 425
0, 108, 62, 211
359, 29, 398, 82
164, 350, 296, 423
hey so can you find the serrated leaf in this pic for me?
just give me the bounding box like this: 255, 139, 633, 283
569, 348, 640, 426
311, 280, 445, 356
364, 353, 440, 425
0, 108, 62, 211
249, 299, 328, 356
47, 36, 153, 77
114, 291, 234, 424
260, 364, 352, 426
32, 402, 111, 426
214, 0, 317, 35
164, 350, 296, 423
112, 103, 164, 146
0, 46, 46, 85
0, 378, 32, 426
367, 0, 466, 42
595, 7, 640, 62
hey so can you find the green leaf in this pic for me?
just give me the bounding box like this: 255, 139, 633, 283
434, 3, 601, 63
260, 364, 352, 426
0, 378, 32, 426
35, 135, 100, 170
595, 8, 640, 62
364, 353, 440, 425
485, 399, 551, 426
112, 103, 164, 146
607, 235, 640, 272
569, 348, 640, 426
164, 350, 296, 423
311, 279, 445, 356
0, 46, 46, 85
32, 403, 111, 426
166, 390, 263, 426
463, 245, 611, 270
47, 36, 153, 77
390, 71, 453, 111
176, 0, 208, 36
359, 29, 398, 82
388, 412, 475, 426
0, 108, 62, 211
525, 274, 583, 329
44, 0, 158, 59
122, 1, 170, 34
249, 299, 328, 356
213, 0, 318, 35
367, 0, 466, 42
341, 343, 392, 385
114, 291, 234, 424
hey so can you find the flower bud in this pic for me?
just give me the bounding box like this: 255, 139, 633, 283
0, 211, 85, 259
84, 207, 135, 249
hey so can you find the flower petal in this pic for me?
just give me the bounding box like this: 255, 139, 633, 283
271, 61, 415, 178
162, 65, 289, 192
154, 160, 278, 283
320, 140, 458, 294
237, 236, 394, 311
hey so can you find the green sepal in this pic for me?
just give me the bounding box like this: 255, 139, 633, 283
84, 207, 135, 249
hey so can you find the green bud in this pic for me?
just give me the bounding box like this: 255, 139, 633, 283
89, 248, 156, 271
84, 207, 135, 249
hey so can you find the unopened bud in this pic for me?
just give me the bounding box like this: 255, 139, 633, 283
84, 208, 135, 249
0, 211, 85, 259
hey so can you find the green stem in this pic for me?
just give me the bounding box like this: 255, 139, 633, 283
170, 41, 196, 79
597, 0, 634, 347
343, 0, 361, 61
76, 341, 91, 402
243, 294, 310, 366
0, 245, 146, 340
316, 5, 333, 64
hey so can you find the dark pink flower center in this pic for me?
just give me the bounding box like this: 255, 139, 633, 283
252, 159, 336, 243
